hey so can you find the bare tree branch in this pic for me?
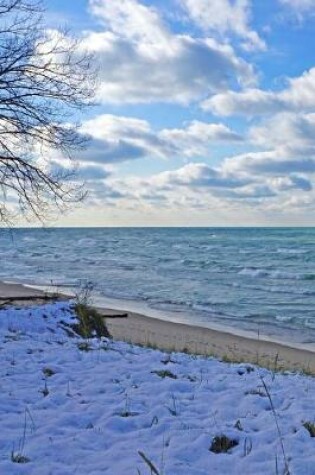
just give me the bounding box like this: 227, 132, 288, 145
0, 0, 96, 222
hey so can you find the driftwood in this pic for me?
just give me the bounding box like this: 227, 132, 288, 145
0, 297, 129, 319
102, 313, 128, 319
0, 295, 62, 307
0, 295, 59, 302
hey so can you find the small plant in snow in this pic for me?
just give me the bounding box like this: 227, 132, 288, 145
151, 370, 177, 379
11, 409, 34, 464
77, 341, 93, 352
259, 375, 291, 475
42, 367, 55, 378
11, 451, 30, 464
303, 421, 315, 437
72, 283, 111, 339
138, 451, 161, 475
243, 437, 253, 457
119, 394, 139, 417
166, 394, 178, 416
209, 435, 239, 454
40, 380, 49, 397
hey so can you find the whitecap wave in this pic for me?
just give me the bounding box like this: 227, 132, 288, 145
238, 267, 313, 280
277, 248, 308, 255
275, 315, 294, 323
77, 238, 97, 246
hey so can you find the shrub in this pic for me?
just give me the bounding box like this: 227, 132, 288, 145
209, 435, 238, 454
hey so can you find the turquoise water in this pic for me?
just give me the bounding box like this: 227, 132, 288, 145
0, 227, 314, 343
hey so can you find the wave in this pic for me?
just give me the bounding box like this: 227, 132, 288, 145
238, 267, 315, 281
303, 319, 315, 330
2, 228, 315, 341
181, 258, 216, 268
277, 248, 309, 255
77, 238, 97, 246
22, 236, 37, 242
275, 315, 294, 323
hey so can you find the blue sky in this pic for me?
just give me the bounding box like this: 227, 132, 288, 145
44, 0, 315, 226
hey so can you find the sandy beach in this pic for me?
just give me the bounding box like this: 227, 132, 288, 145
104, 308, 315, 374
0, 281, 61, 305
1, 280, 315, 374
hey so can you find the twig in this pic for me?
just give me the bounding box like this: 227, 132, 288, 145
259, 375, 290, 475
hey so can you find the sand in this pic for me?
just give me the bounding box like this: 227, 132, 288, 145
104, 308, 315, 374
1, 281, 315, 373
0, 281, 62, 306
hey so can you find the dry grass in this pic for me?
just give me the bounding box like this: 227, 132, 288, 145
72, 303, 111, 339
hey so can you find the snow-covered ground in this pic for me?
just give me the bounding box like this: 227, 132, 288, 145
0, 302, 315, 475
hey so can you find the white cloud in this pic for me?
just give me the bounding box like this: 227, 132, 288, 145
221, 149, 315, 177
180, 0, 266, 51
75, 113, 315, 210
203, 88, 279, 116
159, 120, 242, 156
102, 156, 314, 212
203, 67, 315, 115
70, 134, 315, 221
250, 112, 315, 156
280, 0, 315, 12
89, 0, 169, 45
78, 114, 242, 163
269, 175, 312, 192
145, 162, 250, 189
84, 0, 255, 104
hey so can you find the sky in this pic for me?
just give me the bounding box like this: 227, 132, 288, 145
45, 0, 315, 227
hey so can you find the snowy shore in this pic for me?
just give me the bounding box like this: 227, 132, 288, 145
1, 301, 315, 474
2, 281, 315, 374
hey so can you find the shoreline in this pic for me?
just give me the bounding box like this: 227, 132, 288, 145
1, 281, 315, 373
103, 308, 315, 373
22, 282, 315, 349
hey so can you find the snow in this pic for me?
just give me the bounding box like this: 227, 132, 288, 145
0, 302, 315, 474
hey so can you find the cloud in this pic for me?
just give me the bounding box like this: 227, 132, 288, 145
158, 120, 243, 157
104, 162, 254, 209
49, 161, 111, 181
78, 114, 242, 164
147, 162, 250, 189
180, 0, 266, 51
77, 164, 111, 181
250, 112, 315, 156
74, 140, 315, 219
77, 138, 147, 164
84, 0, 255, 104
218, 183, 277, 200
279, 0, 315, 13
203, 67, 315, 116
89, 0, 169, 45
87, 180, 127, 202
48, 116, 315, 214
222, 150, 315, 175
271, 175, 313, 191
164, 157, 314, 194
102, 156, 314, 212
72, 119, 315, 209
203, 89, 279, 116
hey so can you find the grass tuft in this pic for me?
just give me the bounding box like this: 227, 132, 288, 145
151, 370, 177, 379
120, 411, 139, 418
72, 303, 111, 339
40, 380, 49, 397
303, 421, 315, 437
209, 435, 238, 454
77, 341, 93, 352
245, 388, 267, 397
11, 451, 30, 464
42, 367, 55, 378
